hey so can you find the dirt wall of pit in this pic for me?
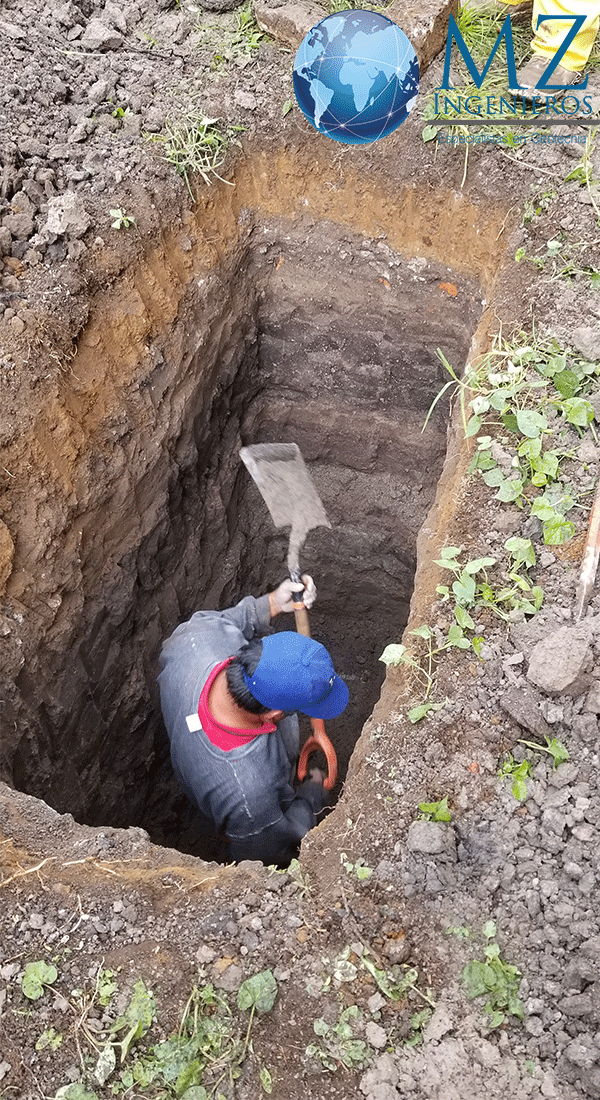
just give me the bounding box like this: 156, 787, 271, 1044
0, 141, 512, 857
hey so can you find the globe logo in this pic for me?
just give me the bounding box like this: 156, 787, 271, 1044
293, 9, 419, 146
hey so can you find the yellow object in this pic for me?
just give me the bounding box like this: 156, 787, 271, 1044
530, 1, 600, 71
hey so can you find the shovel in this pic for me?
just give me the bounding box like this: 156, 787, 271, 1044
240, 442, 338, 791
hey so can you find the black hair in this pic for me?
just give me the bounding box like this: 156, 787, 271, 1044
226, 638, 269, 715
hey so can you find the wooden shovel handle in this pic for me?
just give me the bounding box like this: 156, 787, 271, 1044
293, 602, 312, 637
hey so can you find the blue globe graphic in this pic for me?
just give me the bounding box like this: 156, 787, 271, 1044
293, 9, 419, 145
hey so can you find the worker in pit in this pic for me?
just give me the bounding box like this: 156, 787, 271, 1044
157, 576, 348, 867
464, 0, 600, 98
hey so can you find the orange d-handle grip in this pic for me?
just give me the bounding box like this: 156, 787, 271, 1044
290, 570, 338, 792
297, 717, 337, 792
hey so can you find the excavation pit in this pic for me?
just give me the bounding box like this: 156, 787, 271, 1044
1, 153, 507, 862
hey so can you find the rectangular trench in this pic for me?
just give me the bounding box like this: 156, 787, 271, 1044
0, 151, 509, 861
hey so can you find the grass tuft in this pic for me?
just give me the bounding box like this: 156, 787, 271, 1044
148, 111, 244, 194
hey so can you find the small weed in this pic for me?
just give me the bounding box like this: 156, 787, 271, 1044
360, 953, 435, 1009
308, 946, 435, 1069
446, 924, 472, 939
516, 238, 600, 287
307, 1005, 372, 1071
318, 946, 435, 1010
201, 2, 269, 70
381, 621, 473, 701
430, 334, 599, 546
21, 960, 58, 1000
108, 978, 155, 1065
286, 857, 311, 896
341, 853, 373, 880
406, 1007, 432, 1046
418, 796, 452, 822
55, 1087, 97, 1100
565, 132, 600, 223
517, 736, 569, 769
498, 754, 531, 802
96, 967, 118, 1007
35, 1026, 62, 1051
31, 964, 279, 1097
435, 545, 543, 621
500, 736, 569, 801
462, 921, 523, 1027
505, 536, 535, 571
139, 30, 158, 49
148, 111, 244, 195
521, 186, 557, 226
110, 208, 136, 230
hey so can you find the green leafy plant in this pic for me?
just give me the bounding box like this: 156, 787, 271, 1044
435, 546, 543, 620
565, 132, 600, 222
40, 966, 280, 1098
110, 208, 136, 230
505, 536, 535, 571
96, 967, 118, 1007
318, 946, 434, 1013
517, 736, 569, 769
307, 1005, 372, 1071
260, 1065, 274, 1093
446, 924, 472, 939
529, 486, 577, 545
406, 1007, 432, 1047
36, 1026, 62, 1051
202, 1, 268, 69
55, 1086, 99, 1100
341, 854, 373, 880
360, 954, 435, 1009
430, 335, 599, 547
522, 185, 557, 226
118, 981, 234, 1094
21, 960, 58, 1000
407, 700, 447, 723
498, 754, 531, 802
462, 922, 523, 1027
110, 978, 156, 1065
516, 238, 600, 287
418, 796, 452, 822
286, 856, 311, 896
381, 621, 472, 697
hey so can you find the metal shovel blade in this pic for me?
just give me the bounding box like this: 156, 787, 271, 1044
240, 443, 330, 572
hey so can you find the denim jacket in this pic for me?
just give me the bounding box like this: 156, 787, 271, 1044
158, 595, 326, 865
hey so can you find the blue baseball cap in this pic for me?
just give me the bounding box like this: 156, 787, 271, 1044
242, 632, 349, 719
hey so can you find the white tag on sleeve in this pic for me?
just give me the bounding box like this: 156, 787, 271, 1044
186, 713, 202, 732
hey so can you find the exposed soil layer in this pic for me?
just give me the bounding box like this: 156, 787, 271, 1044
2, 1, 600, 1099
